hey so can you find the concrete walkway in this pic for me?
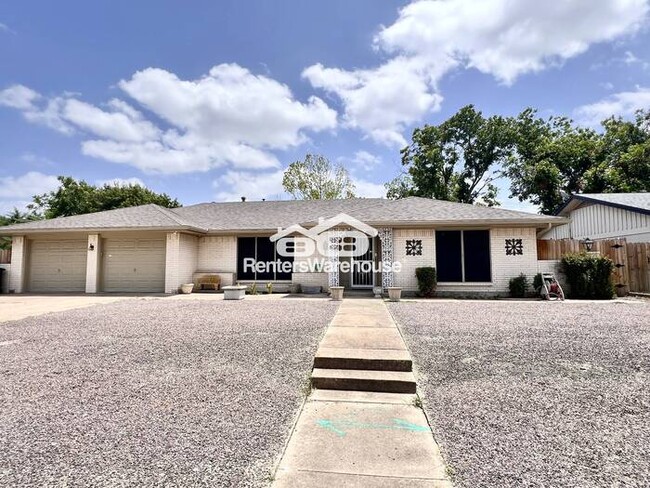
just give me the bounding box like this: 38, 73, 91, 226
272, 298, 451, 487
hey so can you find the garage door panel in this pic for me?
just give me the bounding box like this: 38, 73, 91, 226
102, 238, 165, 292
28, 240, 87, 293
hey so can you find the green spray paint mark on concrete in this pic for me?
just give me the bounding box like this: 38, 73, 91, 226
316, 418, 430, 437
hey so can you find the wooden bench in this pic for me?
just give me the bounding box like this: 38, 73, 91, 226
195, 275, 221, 291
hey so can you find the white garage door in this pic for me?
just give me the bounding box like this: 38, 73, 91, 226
28, 239, 87, 293
102, 238, 165, 292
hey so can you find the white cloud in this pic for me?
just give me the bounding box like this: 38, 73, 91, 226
575, 86, 650, 125
0, 172, 59, 212
213, 169, 286, 202
0, 85, 40, 110
353, 178, 386, 198
96, 177, 146, 188
304, 0, 649, 145
303, 57, 445, 147
62, 99, 159, 142
0, 64, 337, 174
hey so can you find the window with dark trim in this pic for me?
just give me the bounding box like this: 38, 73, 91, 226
236, 237, 294, 281
435, 230, 491, 282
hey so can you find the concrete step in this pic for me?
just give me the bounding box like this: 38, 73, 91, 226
312, 368, 417, 394
314, 347, 412, 372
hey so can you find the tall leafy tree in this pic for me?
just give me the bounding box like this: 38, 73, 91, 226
398, 105, 513, 206
583, 111, 650, 193
282, 154, 356, 199
505, 109, 648, 214
30, 176, 180, 219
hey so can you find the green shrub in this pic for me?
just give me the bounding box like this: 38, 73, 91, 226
266, 282, 273, 294
533, 273, 543, 292
508, 274, 529, 298
415, 267, 437, 297
560, 253, 614, 299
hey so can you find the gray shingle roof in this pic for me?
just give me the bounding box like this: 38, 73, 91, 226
0, 197, 566, 235
559, 193, 650, 215
0, 204, 205, 233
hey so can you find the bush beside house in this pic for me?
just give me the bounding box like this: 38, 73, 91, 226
415, 267, 437, 297
560, 253, 615, 299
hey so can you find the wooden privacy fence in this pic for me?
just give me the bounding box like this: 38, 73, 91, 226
0, 249, 10, 264
537, 238, 650, 295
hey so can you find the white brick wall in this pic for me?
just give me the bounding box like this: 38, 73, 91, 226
85, 234, 100, 293
436, 227, 538, 294
393, 229, 435, 292
164, 232, 200, 293
164, 232, 180, 293
9, 236, 26, 293
197, 236, 237, 272
389, 227, 539, 295
178, 234, 199, 285
292, 271, 329, 292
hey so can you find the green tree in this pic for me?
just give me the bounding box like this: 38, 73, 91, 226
30, 176, 180, 219
505, 108, 649, 214
385, 173, 415, 200
583, 111, 650, 193
282, 154, 356, 199
0, 208, 41, 249
399, 105, 513, 206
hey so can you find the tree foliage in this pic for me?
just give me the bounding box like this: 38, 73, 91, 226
282, 154, 356, 200
30, 176, 180, 219
390, 105, 650, 214
398, 105, 512, 206
0, 208, 41, 249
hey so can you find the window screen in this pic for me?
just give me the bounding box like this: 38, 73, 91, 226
435, 230, 491, 282
463, 230, 491, 282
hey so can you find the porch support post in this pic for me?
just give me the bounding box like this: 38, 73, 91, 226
378, 228, 394, 290
85, 234, 101, 293
327, 230, 340, 288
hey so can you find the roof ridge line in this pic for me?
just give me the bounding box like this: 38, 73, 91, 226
151, 205, 208, 232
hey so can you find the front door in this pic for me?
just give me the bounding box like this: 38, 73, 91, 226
351, 237, 374, 288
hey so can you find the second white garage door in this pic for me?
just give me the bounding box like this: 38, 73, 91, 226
102, 237, 166, 292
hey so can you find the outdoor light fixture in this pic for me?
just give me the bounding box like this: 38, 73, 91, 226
89, 243, 95, 251
583, 237, 594, 252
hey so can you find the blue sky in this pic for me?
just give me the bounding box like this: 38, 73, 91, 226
1, 0, 649, 214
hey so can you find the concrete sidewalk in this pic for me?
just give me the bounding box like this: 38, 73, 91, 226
272, 298, 451, 487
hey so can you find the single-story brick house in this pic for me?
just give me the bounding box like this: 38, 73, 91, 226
0, 197, 566, 296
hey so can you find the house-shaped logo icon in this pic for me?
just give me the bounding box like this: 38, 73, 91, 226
270, 213, 378, 258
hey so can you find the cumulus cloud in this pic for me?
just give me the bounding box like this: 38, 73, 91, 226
304, 0, 649, 146
0, 172, 59, 212
0, 64, 337, 174
352, 178, 387, 198
575, 86, 650, 126
213, 169, 286, 202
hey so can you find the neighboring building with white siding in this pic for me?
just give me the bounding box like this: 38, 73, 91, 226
540, 193, 650, 243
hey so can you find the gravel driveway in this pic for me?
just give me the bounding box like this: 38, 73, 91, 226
389, 300, 650, 488
0, 297, 338, 487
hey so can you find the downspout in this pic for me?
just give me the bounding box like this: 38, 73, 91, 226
536, 222, 552, 239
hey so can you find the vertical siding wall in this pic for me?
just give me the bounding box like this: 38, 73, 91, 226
197, 236, 237, 272
543, 203, 650, 240
393, 229, 435, 292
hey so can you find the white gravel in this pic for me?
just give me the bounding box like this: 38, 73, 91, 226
389, 299, 650, 488
0, 297, 338, 487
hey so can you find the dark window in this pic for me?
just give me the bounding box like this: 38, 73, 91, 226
236, 237, 294, 281
463, 230, 491, 282
237, 237, 256, 280
435, 230, 491, 282
435, 231, 462, 282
